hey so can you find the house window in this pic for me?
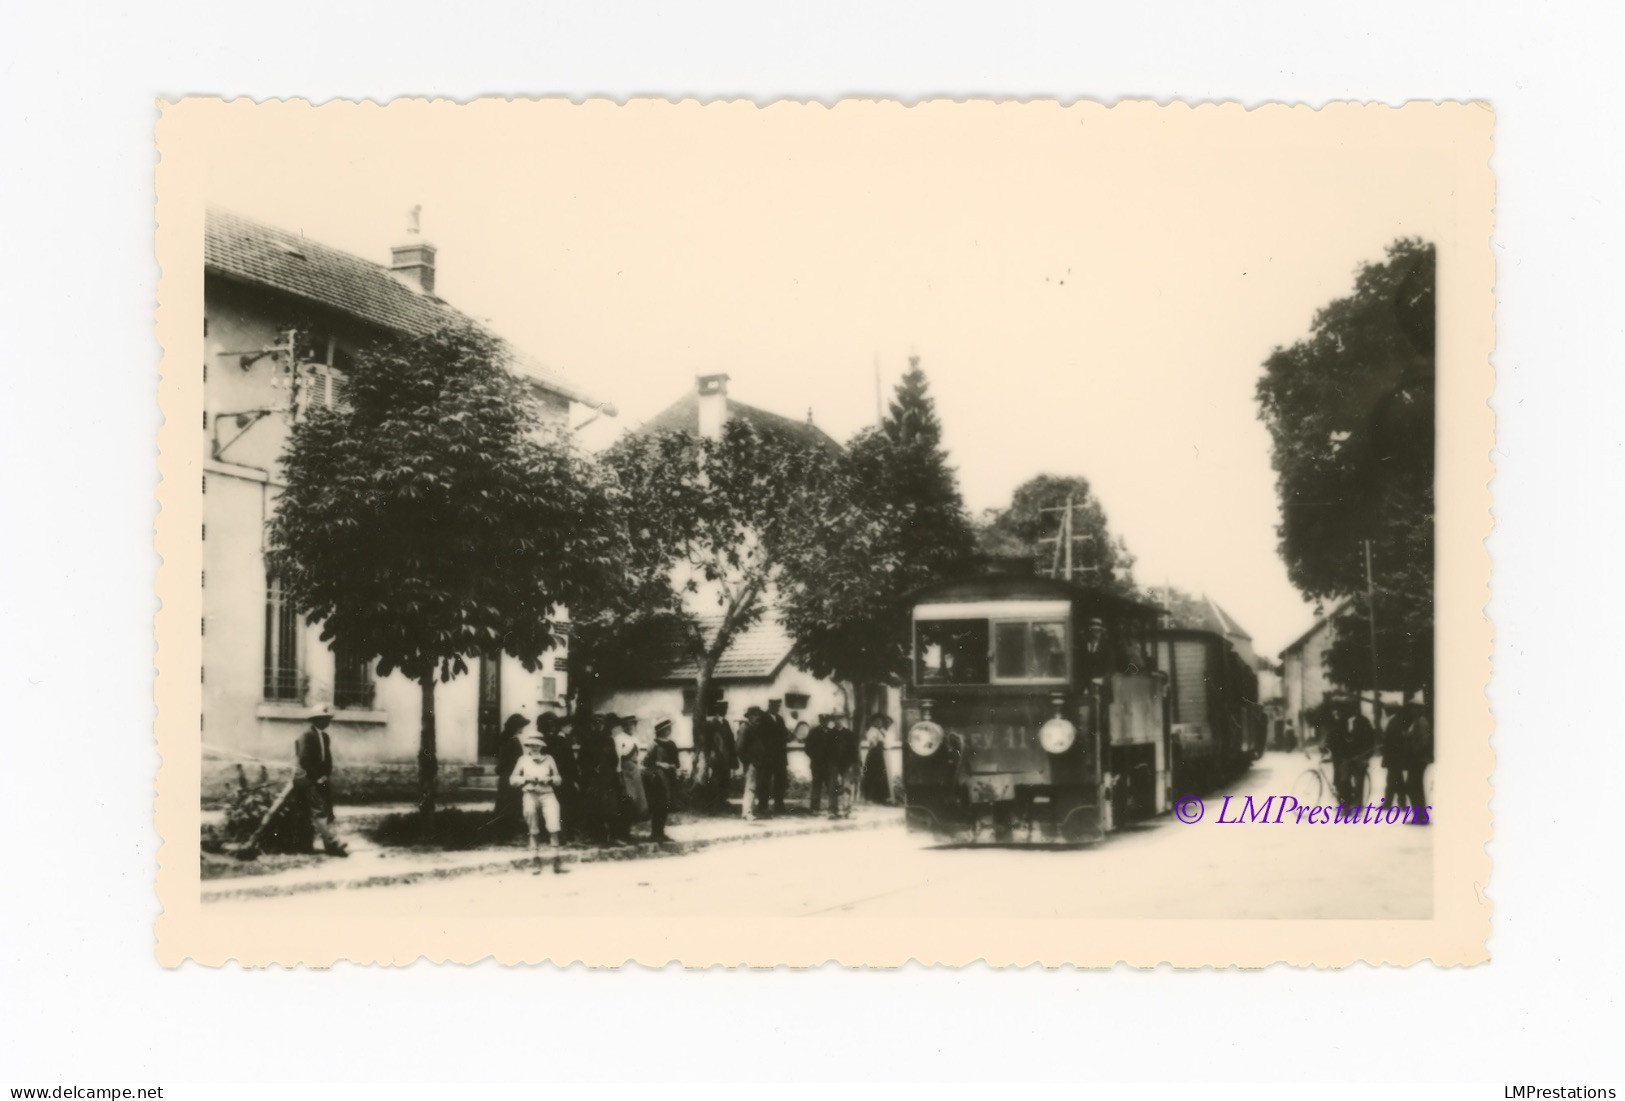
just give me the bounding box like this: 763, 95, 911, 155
541, 676, 557, 702
263, 575, 303, 702
332, 641, 376, 711
297, 333, 350, 417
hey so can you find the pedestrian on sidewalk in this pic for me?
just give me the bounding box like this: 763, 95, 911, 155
1402, 703, 1433, 824
696, 701, 737, 813
804, 717, 831, 813
241, 703, 348, 859
510, 722, 569, 875
764, 700, 791, 817
615, 714, 650, 832
593, 714, 634, 845
493, 712, 529, 826
1378, 706, 1412, 810
737, 706, 769, 821
860, 714, 893, 805
644, 719, 680, 843
827, 716, 861, 819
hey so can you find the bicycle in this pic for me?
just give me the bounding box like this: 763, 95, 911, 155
1291, 746, 1372, 806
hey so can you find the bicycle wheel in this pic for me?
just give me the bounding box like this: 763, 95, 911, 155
1292, 767, 1326, 805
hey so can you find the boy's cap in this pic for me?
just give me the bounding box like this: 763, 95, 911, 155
654, 719, 673, 736
520, 732, 546, 747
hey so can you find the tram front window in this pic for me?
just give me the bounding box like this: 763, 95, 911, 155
993, 619, 1070, 682
915, 619, 989, 685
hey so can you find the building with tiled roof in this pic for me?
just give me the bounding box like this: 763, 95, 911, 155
633, 373, 840, 455
201, 207, 604, 805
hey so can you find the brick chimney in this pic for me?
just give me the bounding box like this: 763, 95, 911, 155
390, 204, 437, 294
696, 373, 730, 440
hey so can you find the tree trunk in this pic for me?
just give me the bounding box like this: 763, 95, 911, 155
689, 665, 713, 791
417, 669, 438, 832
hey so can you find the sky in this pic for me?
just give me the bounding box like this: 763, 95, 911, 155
193, 99, 1472, 656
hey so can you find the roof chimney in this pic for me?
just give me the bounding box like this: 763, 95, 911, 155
390, 204, 437, 294
696, 373, 730, 440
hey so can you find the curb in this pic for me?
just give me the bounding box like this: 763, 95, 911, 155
203, 814, 897, 903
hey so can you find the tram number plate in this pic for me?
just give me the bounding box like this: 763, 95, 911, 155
967, 727, 1032, 751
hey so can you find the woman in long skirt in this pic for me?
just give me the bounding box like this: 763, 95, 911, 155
860, 715, 892, 805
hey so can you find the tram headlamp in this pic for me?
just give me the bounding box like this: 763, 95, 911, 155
907, 720, 945, 756
1039, 717, 1078, 754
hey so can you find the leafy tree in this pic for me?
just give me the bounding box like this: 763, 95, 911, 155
974, 474, 1138, 596
778, 358, 977, 714
599, 419, 837, 782
1256, 238, 1435, 703
266, 323, 621, 825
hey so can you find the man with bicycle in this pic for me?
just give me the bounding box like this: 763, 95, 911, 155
1328, 701, 1375, 807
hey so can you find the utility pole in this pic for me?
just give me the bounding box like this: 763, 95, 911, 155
1363, 538, 1383, 729
1039, 494, 1095, 581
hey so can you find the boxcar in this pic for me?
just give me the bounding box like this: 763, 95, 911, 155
1150, 627, 1266, 790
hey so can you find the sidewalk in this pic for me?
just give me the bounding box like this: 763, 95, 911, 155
201, 804, 904, 903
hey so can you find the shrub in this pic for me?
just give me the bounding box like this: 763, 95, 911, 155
211, 764, 314, 854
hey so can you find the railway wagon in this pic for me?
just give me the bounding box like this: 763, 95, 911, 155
1151, 627, 1266, 790
900, 573, 1172, 845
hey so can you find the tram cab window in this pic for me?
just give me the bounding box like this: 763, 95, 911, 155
992, 620, 1070, 683
915, 619, 989, 685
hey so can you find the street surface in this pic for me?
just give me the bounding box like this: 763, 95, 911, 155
206, 753, 1430, 925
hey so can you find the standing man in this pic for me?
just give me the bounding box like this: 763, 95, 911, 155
242, 703, 348, 858
804, 717, 832, 814
1078, 616, 1113, 684
644, 719, 681, 843
765, 700, 791, 817
699, 701, 737, 813
828, 715, 861, 819
1378, 706, 1412, 810
737, 706, 767, 821
1402, 703, 1433, 824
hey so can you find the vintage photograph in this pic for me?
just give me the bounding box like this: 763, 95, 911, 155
154, 98, 1492, 966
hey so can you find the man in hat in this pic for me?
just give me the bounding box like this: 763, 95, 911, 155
1079, 616, 1114, 684
509, 719, 569, 874
736, 706, 769, 821
804, 716, 833, 813
644, 719, 681, 843
764, 699, 791, 817
591, 713, 633, 845
243, 703, 348, 858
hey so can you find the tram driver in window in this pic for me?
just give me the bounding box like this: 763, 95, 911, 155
1079, 616, 1114, 684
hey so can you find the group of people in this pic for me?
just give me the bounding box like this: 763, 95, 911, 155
495, 707, 682, 874
1324, 699, 1433, 821
495, 700, 899, 866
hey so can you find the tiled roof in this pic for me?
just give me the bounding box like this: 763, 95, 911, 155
632, 611, 798, 684
204, 207, 599, 406
634, 391, 841, 454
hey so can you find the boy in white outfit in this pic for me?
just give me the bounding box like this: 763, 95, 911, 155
510, 726, 568, 875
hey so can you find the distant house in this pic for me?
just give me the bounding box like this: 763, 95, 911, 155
595, 373, 856, 773
598, 614, 848, 780
202, 207, 607, 802
1279, 599, 1404, 739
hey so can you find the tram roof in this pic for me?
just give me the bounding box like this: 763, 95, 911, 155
904, 573, 1165, 623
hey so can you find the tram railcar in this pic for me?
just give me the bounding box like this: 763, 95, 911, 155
900, 572, 1266, 845
1149, 628, 1266, 792
900, 573, 1173, 845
